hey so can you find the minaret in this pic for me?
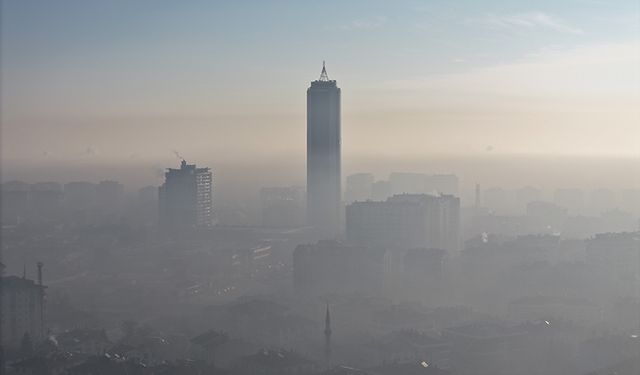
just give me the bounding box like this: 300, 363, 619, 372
324, 303, 332, 364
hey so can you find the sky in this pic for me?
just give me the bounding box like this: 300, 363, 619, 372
1, 0, 639, 190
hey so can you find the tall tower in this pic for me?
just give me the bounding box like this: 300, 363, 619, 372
324, 303, 332, 364
307, 62, 341, 238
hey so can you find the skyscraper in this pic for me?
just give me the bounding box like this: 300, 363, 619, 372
159, 160, 213, 229
307, 62, 341, 238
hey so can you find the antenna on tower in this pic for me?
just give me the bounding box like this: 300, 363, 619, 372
319, 61, 329, 81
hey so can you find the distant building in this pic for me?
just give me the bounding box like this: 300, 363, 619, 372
63, 181, 98, 212
526, 201, 567, 233
620, 189, 640, 217
29, 182, 63, 220
95, 180, 124, 214
402, 248, 448, 303
586, 232, 640, 298
346, 194, 460, 254
133, 185, 159, 225
404, 248, 447, 278
589, 188, 617, 215
425, 174, 459, 196
1, 181, 64, 224
372, 180, 392, 201
260, 186, 305, 227
1, 265, 46, 347
1, 181, 30, 224
293, 240, 385, 295
159, 160, 213, 229
389, 173, 428, 195
483, 187, 509, 214
514, 186, 541, 214
138, 185, 159, 203
345, 173, 374, 203
307, 63, 341, 238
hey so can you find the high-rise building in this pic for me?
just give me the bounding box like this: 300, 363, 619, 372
159, 160, 213, 229
307, 62, 341, 238
346, 194, 460, 254
1, 264, 46, 348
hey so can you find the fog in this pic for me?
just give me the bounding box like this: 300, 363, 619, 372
2, 1, 640, 375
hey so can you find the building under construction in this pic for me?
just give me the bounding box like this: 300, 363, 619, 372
1, 263, 46, 348
159, 160, 213, 229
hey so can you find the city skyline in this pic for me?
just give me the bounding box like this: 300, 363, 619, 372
1, 2, 640, 374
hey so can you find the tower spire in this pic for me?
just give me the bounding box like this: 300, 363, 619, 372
319, 61, 329, 81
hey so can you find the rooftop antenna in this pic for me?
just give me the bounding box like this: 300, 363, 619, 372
319, 61, 329, 81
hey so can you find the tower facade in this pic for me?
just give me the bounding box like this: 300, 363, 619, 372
307, 63, 341, 238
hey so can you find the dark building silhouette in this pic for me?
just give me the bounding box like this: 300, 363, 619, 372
159, 160, 213, 229
1, 264, 46, 348
307, 62, 341, 238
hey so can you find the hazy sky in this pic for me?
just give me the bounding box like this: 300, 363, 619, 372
1, 0, 639, 179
